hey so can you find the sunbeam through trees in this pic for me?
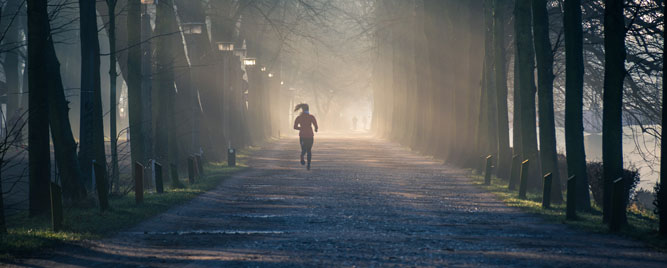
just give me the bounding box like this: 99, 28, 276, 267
1, 0, 667, 265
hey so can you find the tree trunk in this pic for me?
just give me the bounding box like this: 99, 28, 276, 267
465, 0, 485, 167
2, 0, 22, 121
27, 0, 51, 215
0, 160, 5, 233
107, 0, 120, 193
141, 12, 153, 172
660, 0, 667, 237
563, 0, 591, 211
154, 0, 179, 169
493, 0, 511, 180
27, 0, 52, 214
484, 0, 498, 162
127, 0, 145, 168
512, 8, 522, 160
30, 2, 87, 202
97, 0, 130, 83
174, 0, 205, 153
79, 0, 107, 190
532, 0, 564, 203
602, 0, 626, 224
515, 0, 541, 188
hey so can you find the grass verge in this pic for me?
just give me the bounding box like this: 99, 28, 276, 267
470, 172, 667, 251
0, 151, 251, 260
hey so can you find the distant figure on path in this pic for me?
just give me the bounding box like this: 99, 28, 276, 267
352, 116, 358, 130
294, 103, 318, 170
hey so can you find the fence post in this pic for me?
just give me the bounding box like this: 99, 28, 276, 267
518, 160, 530, 199
93, 161, 109, 211
228, 148, 236, 167
134, 162, 144, 204
192, 155, 200, 179
542, 173, 552, 209
50, 182, 63, 232
484, 155, 493, 185
566, 175, 577, 220
509, 155, 520, 190
188, 156, 196, 184
195, 154, 204, 177
154, 162, 164, 193
609, 177, 626, 232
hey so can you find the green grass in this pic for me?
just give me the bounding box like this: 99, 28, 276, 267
0, 153, 250, 260
470, 172, 667, 251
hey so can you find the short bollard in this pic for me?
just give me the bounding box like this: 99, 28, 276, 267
154, 162, 164, 194
192, 155, 200, 179
566, 175, 577, 220
171, 163, 184, 189
508, 154, 520, 190
93, 161, 109, 211
50, 182, 63, 232
609, 177, 626, 232
542, 173, 552, 209
134, 162, 144, 204
195, 154, 204, 176
228, 148, 236, 167
518, 160, 530, 199
484, 155, 493, 185
187, 156, 196, 184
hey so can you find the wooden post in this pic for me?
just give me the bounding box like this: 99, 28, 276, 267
50, 182, 63, 232
566, 175, 577, 220
542, 173, 552, 209
154, 162, 164, 193
187, 156, 196, 184
227, 148, 236, 167
93, 161, 109, 211
609, 177, 626, 232
518, 160, 530, 199
508, 154, 520, 190
195, 154, 204, 176
484, 155, 493, 185
134, 162, 144, 204
192, 155, 200, 179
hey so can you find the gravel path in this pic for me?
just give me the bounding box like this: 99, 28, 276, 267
9, 135, 667, 267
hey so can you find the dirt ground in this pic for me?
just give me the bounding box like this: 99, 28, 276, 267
6, 134, 667, 267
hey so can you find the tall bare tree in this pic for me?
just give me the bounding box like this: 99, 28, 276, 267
602, 0, 626, 224
532, 0, 563, 203
79, 0, 107, 190
515, 0, 540, 187
564, 0, 591, 211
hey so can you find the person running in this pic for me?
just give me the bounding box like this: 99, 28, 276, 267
293, 103, 318, 170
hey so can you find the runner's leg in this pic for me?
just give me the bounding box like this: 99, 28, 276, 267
305, 138, 313, 169
300, 137, 306, 165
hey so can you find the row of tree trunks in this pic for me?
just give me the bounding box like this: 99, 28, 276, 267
373, 0, 483, 166
372, 0, 597, 209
